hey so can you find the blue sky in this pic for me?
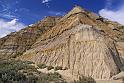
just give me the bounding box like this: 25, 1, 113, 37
0, 0, 124, 37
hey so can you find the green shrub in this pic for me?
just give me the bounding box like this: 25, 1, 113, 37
63, 67, 68, 70
0, 59, 67, 83
0, 70, 27, 82
27, 75, 38, 83
39, 72, 67, 83
23, 61, 35, 64
74, 76, 96, 83
27, 72, 34, 76
47, 66, 54, 70
54, 66, 63, 71
37, 64, 47, 69
0, 59, 38, 83
22, 70, 27, 73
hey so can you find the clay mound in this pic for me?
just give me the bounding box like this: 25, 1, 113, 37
19, 6, 123, 80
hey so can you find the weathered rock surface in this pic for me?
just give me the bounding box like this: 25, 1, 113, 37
19, 6, 124, 80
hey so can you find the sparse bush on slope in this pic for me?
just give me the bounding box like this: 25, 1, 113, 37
0, 59, 38, 83
74, 76, 96, 83
37, 64, 47, 69
0, 59, 67, 83
38, 72, 67, 83
54, 66, 63, 71
47, 66, 54, 70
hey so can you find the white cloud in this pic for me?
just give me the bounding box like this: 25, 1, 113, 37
42, 0, 51, 3
0, 13, 16, 19
48, 11, 65, 16
99, 7, 124, 25
28, 24, 33, 27
99, 0, 124, 25
0, 18, 26, 38
42, 0, 52, 7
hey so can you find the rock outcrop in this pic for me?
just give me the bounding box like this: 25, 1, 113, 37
18, 6, 124, 80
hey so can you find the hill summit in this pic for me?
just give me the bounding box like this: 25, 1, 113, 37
0, 6, 124, 81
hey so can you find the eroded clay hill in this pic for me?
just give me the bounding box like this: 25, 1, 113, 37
18, 6, 124, 80
0, 16, 61, 58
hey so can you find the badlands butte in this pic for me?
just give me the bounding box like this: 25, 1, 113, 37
0, 6, 124, 82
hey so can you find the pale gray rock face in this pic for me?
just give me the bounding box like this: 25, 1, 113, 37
21, 24, 122, 80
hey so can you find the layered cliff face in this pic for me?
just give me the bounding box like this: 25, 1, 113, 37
0, 16, 61, 59
0, 6, 124, 80
18, 6, 124, 80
